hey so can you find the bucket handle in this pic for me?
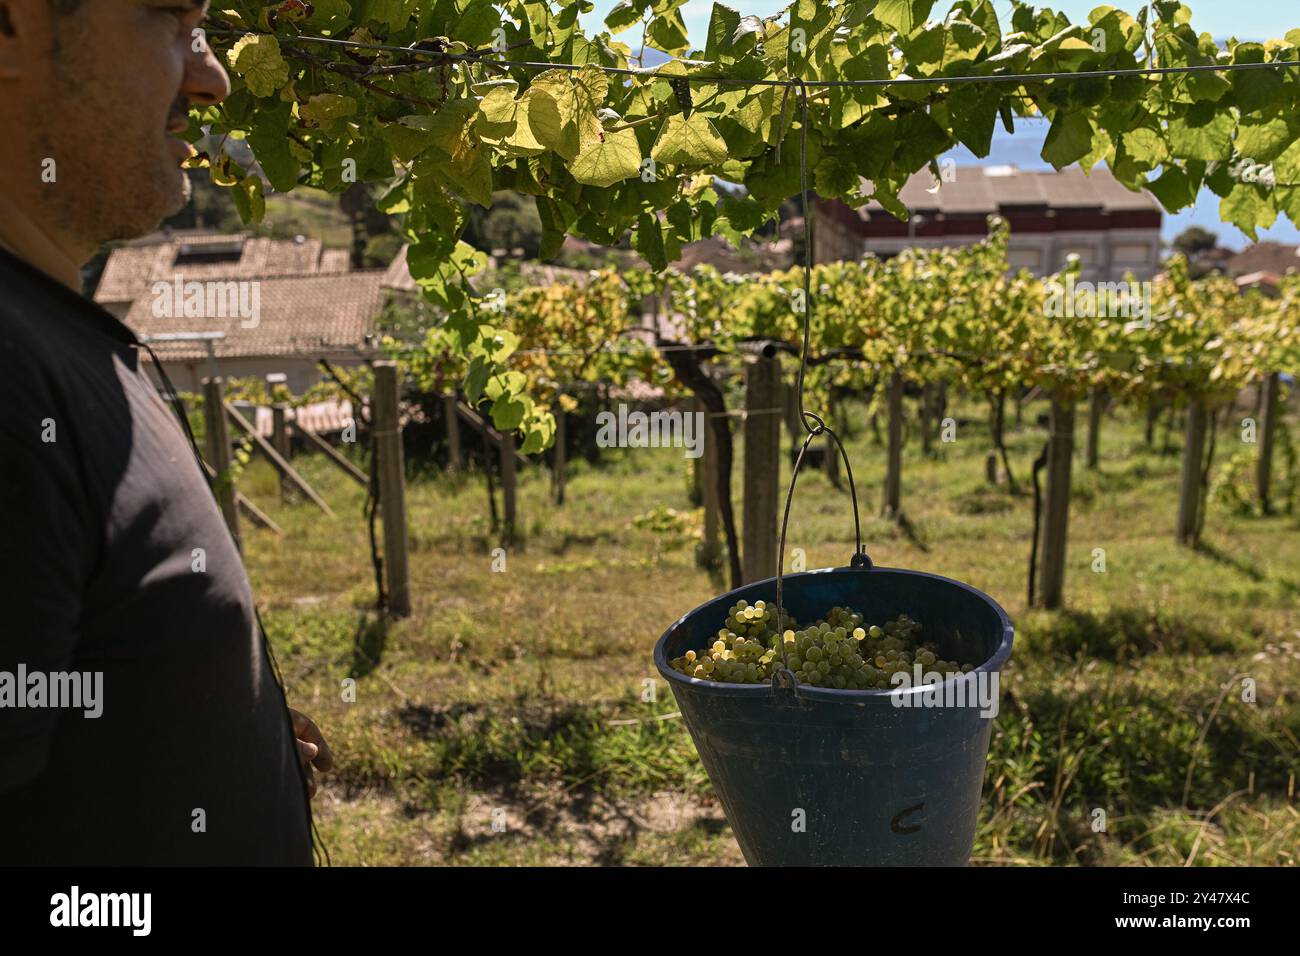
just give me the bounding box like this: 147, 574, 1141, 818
773, 418, 871, 673
771, 82, 871, 674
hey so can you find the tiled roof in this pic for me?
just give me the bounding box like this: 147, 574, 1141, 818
123, 271, 387, 361
862, 165, 1160, 216
1227, 242, 1300, 277
1236, 270, 1282, 291
94, 232, 351, 305
318, 248, 353, 273
671, 236, 773, 274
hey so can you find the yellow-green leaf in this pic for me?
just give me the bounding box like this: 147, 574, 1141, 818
569, 128, 642, 187
227, 34, 289, 99
651, 113, 729, 166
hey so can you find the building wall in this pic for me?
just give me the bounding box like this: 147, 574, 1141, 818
814, 215, 863, 265
143, 355, 369, 395
861, 227, 1162, 282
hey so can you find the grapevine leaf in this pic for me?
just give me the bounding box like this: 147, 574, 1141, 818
306, 0, 352, 33
945, 84, 1001, 158
1168, 104, 1235, 162
382, 120, 431, 163
814, 155, 860, 199
299, 93, 357, 128
491, 393, 527, 431
1145, 165, 1198, 212
359, 0, 410, 31
1234, 113, 1294, 163
1274, 138, 1300, 185
873, 0, 935, 36
456, 0, 501, 46
1122, 127, 1170, 166
605, 0, 646, 34
634, 211, 667, 270
1220, 182, 1276, 241
525, 67, 607, 160
569, 127, 642, 187
464, 355, 491, 404
227, 34, 289, 98
705, 2, 741, 60
651, 113, 729, 166
230, 174, 266, 223
1041, 110, 1094, 168
246, 101, 299, 193
647, 9, 691, 56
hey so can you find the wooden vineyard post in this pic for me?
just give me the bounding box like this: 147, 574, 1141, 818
500, 431, 518, 541
783, 377, 801, 461
742, 353, 781, 584
1038, 393, 1075, 609
1176, 394, 1208, 547
699, 398, 722, 569
1257, 372, 1280, 514
372, 362, 411, 617
825, 430, 841, 486
883, 369, 903, 518
271, 402, 290, 501
442, 393, 462, 471
1086, 388, 1105, 469
920, 383, 934, 456
691, 395, 702, 509
551, 396, 566, 506
202, 377, 242, 553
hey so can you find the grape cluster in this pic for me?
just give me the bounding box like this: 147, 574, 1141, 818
669, 600, 975, 689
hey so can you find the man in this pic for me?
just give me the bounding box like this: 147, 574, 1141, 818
0, 0, 331, 864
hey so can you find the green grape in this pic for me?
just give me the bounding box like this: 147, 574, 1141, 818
670, 604, 977, 687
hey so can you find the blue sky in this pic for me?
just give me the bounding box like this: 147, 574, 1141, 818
581, 1, 1300, 250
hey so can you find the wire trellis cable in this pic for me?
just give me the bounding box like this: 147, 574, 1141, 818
202, 24, 1300, 87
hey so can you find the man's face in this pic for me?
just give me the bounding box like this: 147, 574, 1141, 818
0, 0, 229, 253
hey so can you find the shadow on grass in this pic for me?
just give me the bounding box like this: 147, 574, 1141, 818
1027, 606, 1243, 661
896, 512, 931, 553
349, 613, 388, 678
1196, 540, 1300, 597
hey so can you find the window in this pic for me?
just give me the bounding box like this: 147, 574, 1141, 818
173, 240, 245, 266
1112, 242, 1152, 265
1058, 246, 1097, 267
1007, 246, 1042, 270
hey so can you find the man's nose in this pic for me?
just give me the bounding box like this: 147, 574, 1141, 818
183, 33, 231, 106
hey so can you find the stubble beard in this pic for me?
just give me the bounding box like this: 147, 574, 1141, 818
35, 47, 190, 250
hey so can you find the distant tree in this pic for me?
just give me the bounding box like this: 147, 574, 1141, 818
1171, 225, 1227, 278
364, 232, 405, 269
341, 183, 397, 268
463, 192, 543, 258
1173, 225, 1219, 259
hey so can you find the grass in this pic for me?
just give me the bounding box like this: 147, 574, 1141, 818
237, 391, 1300, 866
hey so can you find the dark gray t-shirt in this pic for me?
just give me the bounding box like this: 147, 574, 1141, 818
0, 246, 312, 864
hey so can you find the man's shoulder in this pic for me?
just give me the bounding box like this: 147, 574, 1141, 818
0, 251, 135, 398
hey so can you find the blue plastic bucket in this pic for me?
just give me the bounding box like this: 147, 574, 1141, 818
654, 565, 1014, 866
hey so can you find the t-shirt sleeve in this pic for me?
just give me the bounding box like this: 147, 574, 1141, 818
0, 369, 95, 792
